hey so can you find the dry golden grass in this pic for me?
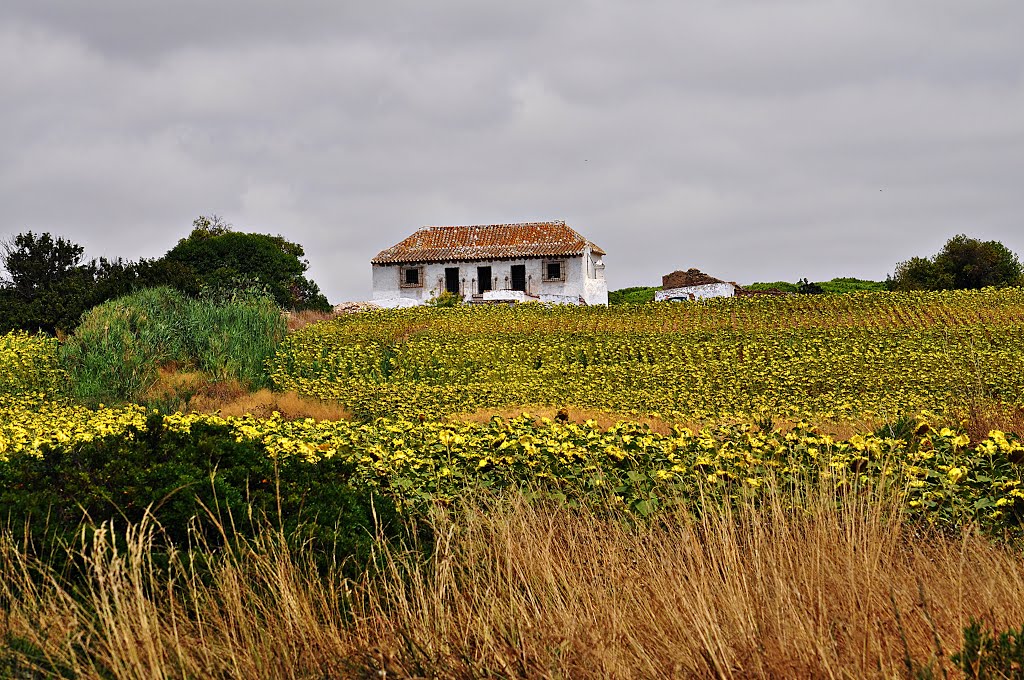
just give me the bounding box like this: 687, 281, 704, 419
958, 401, 1024, 441
284, 309, 340, 332
189, 387, 352, 421
143, 365, 351, 421
2, 486, 1024, 678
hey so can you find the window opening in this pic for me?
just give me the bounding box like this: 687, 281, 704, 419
543, 261, 564, 281
511, 264, 527, 292
445, 267, 460, 295
400, 266, 422, 287
477, 266, 492, 294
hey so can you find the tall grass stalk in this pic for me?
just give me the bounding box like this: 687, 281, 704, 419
3, 483, 1024, 677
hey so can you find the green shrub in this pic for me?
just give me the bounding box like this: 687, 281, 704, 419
427, 291, 463, 307
744, 281, 799, 293
745, 279, 885, 295
953, 619, 1024, 679
608, 287, 659, 304
0, 414, 401, 576
819, 278, 887, 294
59, 287, 287, 405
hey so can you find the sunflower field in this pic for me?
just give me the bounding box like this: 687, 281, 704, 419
269, 288, 1024, 423
2, 287, 1024, 534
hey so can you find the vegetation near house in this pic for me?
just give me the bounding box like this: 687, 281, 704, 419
889, 234, 1023, 291
608, 285, 658, 304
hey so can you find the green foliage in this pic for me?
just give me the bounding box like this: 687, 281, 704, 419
952, 619, 1024, 679
745, 279, 885, 295
0, 232, 205, 336
0, 218, 331, 335
744, 281, 799, 293
818, 278, 888, 294
59, 287, 287, 405
0, 231, 95, 334
163, 221, 330, 311
426, 290, 464, 307
890, 235, 1023, 291
609, 286, 659, 304
0, 413, 400, 575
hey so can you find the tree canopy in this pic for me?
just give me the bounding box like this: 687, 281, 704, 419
889, 235, 1022, 291
163, 224, 330, 311
0, 232, 94, 334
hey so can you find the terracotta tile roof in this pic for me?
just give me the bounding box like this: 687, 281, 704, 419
372, 221, 606, 265
662, 268, 728, 289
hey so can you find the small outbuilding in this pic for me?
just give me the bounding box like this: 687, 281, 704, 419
655, 268, 737, 302
371, 221, 608, 306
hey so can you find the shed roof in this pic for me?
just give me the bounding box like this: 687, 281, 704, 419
662, 268, 729, 289
372, 221, 605, 265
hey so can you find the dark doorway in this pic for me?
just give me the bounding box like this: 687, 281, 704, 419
445, 267, 460, 295
477, 266, 492, 294
511, 264, 526, 292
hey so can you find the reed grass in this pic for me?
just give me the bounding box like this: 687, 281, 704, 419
59, 287, 287, 406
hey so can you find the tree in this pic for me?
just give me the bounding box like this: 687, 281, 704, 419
162, 218, 330, 311
889, 235, 1023, 291
1, 232, 84, 300
0, 232, 94, 334
190, 214, 233, 237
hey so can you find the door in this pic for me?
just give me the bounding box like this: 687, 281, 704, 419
445, 267, 460, 295
477, 266, 492, 294
511, 264, 526, 292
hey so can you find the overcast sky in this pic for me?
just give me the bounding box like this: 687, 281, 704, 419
2, 1, 1022, 301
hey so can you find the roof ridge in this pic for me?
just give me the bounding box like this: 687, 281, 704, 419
372, 221, 604, 265
424, 220, 566, 229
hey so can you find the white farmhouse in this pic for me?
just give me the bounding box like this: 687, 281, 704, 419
655, 269, 737, 302
371, 221, 608, 306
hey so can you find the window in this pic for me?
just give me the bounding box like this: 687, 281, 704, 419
543, 260, 565, 282
400, 266, 423, 288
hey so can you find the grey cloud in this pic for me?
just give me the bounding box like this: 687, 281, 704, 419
1, 1, 1022, 299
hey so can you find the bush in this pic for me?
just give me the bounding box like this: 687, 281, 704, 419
890, 235, 1023, 291
744, 281, 800, 294
163, 225, 331, 312
952, 619, 1024, 679
427, 291, 463, 307
745, 279, 885, 295
0, 414, 401, 575
59, 287, 287, 405
609, 287, 659, 304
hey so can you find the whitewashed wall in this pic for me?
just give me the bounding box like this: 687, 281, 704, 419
372, 248, 608, 305
655, 282, 736, 302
